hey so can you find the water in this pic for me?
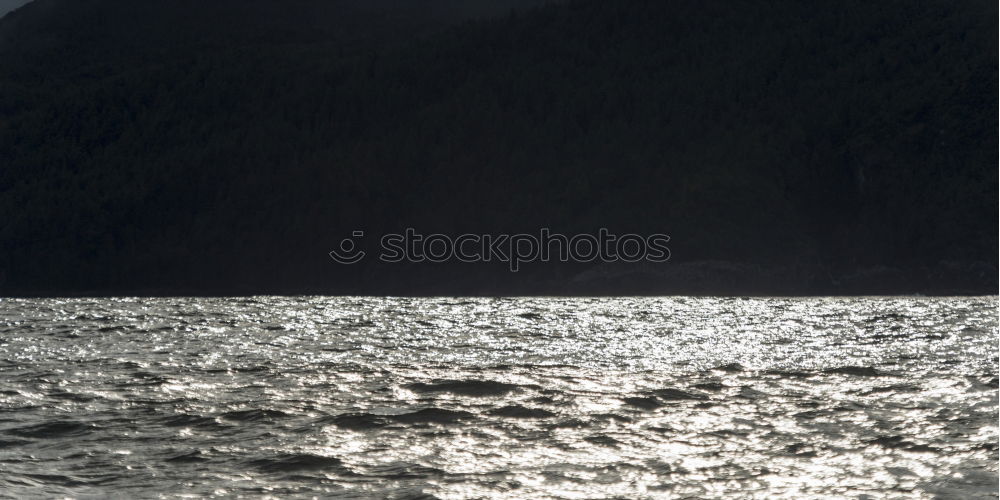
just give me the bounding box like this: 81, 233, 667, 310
0, 296, 996, 499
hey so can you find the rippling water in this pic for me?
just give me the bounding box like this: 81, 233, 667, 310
0, 296, 997, 499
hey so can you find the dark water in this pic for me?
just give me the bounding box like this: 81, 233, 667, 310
0, 296, 996, 499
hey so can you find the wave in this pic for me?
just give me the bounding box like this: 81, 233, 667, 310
5, 421, 93, 438
221, 409, 290, 422
160, 414, 224, 428
650, 388, 708, 401
389, 408, 474, 425
488, 405, 555, 418
248, 453, 352, 474
404, 379, 522, 397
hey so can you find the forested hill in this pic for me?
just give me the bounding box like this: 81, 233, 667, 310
0, 0, 29, 17
0, 0, 996, 296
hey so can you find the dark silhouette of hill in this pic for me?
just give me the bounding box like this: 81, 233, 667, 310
0, 0, 30, 18
0, 0, 996, 296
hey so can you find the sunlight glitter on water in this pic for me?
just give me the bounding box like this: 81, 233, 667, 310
0, 296, 996, 498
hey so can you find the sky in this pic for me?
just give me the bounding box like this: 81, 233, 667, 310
0, 0, 31, 17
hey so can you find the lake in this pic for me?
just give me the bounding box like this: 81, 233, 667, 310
0, 296, 996, 498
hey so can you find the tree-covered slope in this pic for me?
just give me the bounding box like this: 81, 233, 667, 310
0, 0, 996, 295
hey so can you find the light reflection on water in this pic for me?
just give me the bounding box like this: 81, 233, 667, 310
0, 296, 996, 498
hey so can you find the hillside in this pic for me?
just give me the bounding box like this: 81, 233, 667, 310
0, 0, 29, 17
0, 0, 996, 295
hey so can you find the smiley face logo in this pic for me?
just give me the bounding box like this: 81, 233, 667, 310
329, 231, 366, 264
